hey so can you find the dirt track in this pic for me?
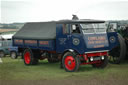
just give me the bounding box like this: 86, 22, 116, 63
1, 75, 128, 85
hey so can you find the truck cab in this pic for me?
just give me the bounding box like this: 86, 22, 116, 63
56, 20, 116, 54
55, 20, 119, 71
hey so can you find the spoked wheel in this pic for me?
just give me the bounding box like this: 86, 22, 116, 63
92, 56, 108, 68
62, 52, 80, 72
23, 49, 38, 65
108, 34, 126, 64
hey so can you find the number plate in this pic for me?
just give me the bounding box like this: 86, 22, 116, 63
93, 57, 101, 61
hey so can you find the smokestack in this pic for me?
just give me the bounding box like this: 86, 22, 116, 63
72, 14, 79, 20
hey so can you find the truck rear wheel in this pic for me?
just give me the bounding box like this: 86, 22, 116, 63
109, 34, 126, 64
62, 52, 80, 72
92, 56, 108, 68
23, 49, 38, 65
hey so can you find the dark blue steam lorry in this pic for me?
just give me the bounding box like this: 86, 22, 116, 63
12, 19, 119, 72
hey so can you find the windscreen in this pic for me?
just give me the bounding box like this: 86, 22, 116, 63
0, 40, 12, 47
81, 23, 106, 34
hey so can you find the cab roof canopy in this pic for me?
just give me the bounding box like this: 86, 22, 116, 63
13, 19, 105, 40
57, 19, 105, 24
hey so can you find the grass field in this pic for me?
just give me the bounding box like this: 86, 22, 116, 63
0, 57, 128, 85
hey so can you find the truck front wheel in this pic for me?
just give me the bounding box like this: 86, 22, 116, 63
92, 56, 108, 68
23, 49, 38, 65
62, 52, 80, 72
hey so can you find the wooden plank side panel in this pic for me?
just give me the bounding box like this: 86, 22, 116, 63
13, 39, 55, 51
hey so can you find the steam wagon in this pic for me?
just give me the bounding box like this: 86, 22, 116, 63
13, 19, 119, 72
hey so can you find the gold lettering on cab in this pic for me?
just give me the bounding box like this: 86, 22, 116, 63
87, 36, 108, 48
88, 36, 107, 45
94, 45, 104, 48
25, 40, 37, 44
88, 36, 106, 41
39, 41, 49, 45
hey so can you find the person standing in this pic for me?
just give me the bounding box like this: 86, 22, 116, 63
0, 57, 3, 63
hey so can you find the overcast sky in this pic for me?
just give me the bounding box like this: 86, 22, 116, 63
1, 0, 128, 23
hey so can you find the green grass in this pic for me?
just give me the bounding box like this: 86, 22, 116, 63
0, 57, 128, 80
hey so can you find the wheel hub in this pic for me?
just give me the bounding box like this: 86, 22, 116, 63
68, 61, 71, 65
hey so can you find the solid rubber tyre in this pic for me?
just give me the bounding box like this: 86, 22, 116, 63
23, 49, 38, 65
62, 52, 80, 72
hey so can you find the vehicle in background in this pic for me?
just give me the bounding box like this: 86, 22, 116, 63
0, 40, 20, 59
8, 45, 19, 59
0, 40, 12, 57
0, 32, 20, 58
107, 21, 128, 64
